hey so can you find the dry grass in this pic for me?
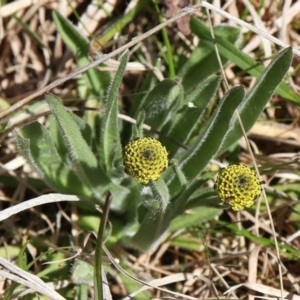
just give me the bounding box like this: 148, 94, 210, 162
1, 0, 300, 299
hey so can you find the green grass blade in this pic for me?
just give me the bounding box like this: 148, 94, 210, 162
52, 10, 109, 96
170, 206, 222, 232
152, 0, 175, 78
3, 241, 31, 300
100, 51, 129, 172
119, 263, 151, 300
12, 14, 51, 54
191, 17, 300, 104
94, 194, 111, 300
218, 221, 300, 259
219, 47, 293, 154
179, 25, 240, 92
170, 235, 203, 251
94, 0, 150, 47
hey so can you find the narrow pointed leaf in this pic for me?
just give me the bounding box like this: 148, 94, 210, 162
191, 18, 300, 104
134, 110, 146, 139
166, 86, 245, 194
130, 59, 160, 118
100, 51, 129, 172
122, 59, 160, 142
94, 0, 150, 47
218, 47, 293, 154
172, 172, 215, 216
142, 79, 183, 130
12, 14, 51, 54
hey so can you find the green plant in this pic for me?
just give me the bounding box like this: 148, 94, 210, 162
1, 0, 299, 298
14, 35, 293, 254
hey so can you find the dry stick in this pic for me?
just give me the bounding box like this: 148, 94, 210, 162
94, 192, 112, 300
205, 6, 229, 90
2, 1, 300, 120
235, 111, 284, 300
0, 162, 41, 196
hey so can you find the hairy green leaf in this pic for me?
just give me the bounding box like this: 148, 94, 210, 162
14, 122, 93, 198
45, 93, 108, 200
166, 86, 245, 194
149, 178, 170, 213
164, 75, 220, 158
130, 206, 173, 251
142, 79, 183, 130
170, 206, 222, 233
49, 113, 93, 165
219, 47, 293, 153
100, 51, 129, 172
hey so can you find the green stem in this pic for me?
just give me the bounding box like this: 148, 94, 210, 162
152, 0, 175, 78
94, 192, 112, 300
96, 0, 150, 47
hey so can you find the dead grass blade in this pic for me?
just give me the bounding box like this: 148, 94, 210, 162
0, 193, 81, 222
0, 257, 66, 300
123, 272, 219, 300
225, 283, 300, 300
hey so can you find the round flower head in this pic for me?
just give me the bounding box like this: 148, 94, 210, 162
214, 164, 262, 211
122, 137, 168, 184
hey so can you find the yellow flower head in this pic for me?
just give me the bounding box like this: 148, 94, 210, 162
122, 137, 168, 184
214, 164, 262, 211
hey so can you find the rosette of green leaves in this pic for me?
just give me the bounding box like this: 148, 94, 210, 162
14, 11, 296, 252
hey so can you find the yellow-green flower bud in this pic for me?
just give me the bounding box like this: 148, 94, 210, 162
214, 164, 262, 211
122, 137, 168, 184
